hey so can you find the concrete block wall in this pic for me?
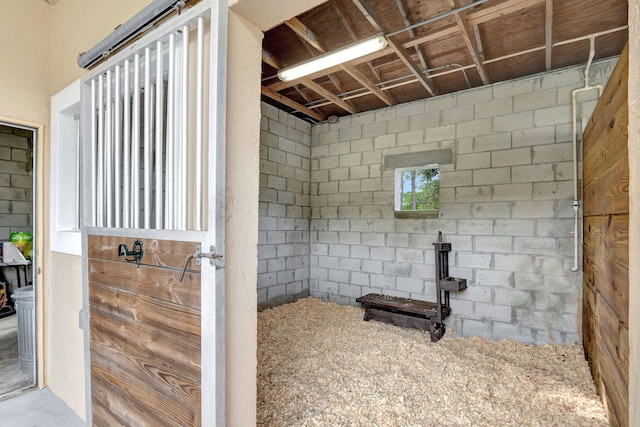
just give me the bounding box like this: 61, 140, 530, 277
307, 58, 617, 344
258, 103, 312, 307
0, 125, 33, 241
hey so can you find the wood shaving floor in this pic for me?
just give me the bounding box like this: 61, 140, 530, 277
258, 298, 608, 426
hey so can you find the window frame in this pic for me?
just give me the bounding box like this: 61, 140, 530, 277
393, 163, 440, 219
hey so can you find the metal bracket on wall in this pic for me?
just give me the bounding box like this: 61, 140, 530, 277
117, 240, 144, 268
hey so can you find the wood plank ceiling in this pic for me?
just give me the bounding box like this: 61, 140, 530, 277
261, 0, 628, 123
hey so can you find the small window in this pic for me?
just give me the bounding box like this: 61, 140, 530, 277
394, 164, 439, 218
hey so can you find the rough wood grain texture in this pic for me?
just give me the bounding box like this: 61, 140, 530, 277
89, 233, 201, 426
87, 234, 201, 271
583, 214, 629, 267
582, 42, 628, 427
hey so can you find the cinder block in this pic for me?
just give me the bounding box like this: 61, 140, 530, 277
457, 252, 492, 268
388, 117, 409, 134
351, 245, 370, 259
493, 183, 533, 202
351, 272, 369, 286
543, 274, 579, 295
514, 88, 557, 112
472, 202, 511, 219
456, 152, 490, 170
396, 102, 425, 118
311, 243, 328, 256
511, 200, 555, 218
268, 119, 287, 138
267, 284, 287, 300
387, 233, 409, 247
512, 164, 555, 183
329, 244, 349, 258
494, 111, 533, 132
339, 231, 361, 245
494, 254, 533, 273
492, 322, 535, 344
533, 181, 573, 200
329, 269, 349, 283
383, 261, 411, 277
456, 186, 492, 203
532, 142, 572, 163
374, 134, 396, 150
492, 147, 532, 167
398, 130, 424, 146
456, 119, 492, 139
370, 274, 395, 288
276, 269, 294, 284
457, 219, 493, 235
410, 112, 440, 130
440, 171, 472, 187
424, 124, 456, 142
475, 97, 513, 119
553, 161, 573, 181
396, 248, 424, 263
319, 280, 339, 295
340, 153, 361, 167
362, 233, 386, 247
396, 277, 424, 293
410, 263, 436, 280
494, 287, 533, 307
319, 155, 339, 170
318, 131, 339, 145
473, 133, 512, 152
473, 167, 510, 185
461, 319, 492, 338
442, 105, 473, 125
493, 79, 534, 99
476, 303, 513, 322
362, 259, 383, 274
494, 219, 534, 236
534, 105, 572, 127
536, 219, 573, 237
339, 257, 362, 271
513, 237, 557, 255
351, 138, 374, 153
512, 126, 555, 148
351, 112, 375, 127
533, 256, 564, 275
339, 127, 362, 142
475, 236, 512, 253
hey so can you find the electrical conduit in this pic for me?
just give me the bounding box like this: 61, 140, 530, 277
570, 35, 603, 272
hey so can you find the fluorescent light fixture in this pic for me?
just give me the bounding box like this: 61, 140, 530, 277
277, 34, 388, 82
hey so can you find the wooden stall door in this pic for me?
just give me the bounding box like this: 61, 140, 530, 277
88, 234, 202, 426
582, 43, 629, 427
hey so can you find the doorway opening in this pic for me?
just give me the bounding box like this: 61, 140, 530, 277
0, 121, 37, 398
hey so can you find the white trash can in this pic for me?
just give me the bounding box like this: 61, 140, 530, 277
11, 285, 34, 371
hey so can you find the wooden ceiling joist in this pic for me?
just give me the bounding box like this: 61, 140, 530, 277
545, 0, 553, 70
330, 0, 382, 82
350, 0, 438, 96
466, 0, 545, 26
284, 17, 393, 106
394, 0, 429, 71
300, 77, 357, 114
262, 48, 281, 70
261, 85, 325, 122
447, 0, 490, 84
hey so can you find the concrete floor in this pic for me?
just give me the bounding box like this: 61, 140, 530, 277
0, 388, 85, 426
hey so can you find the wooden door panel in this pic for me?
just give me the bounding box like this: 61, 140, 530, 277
88, 234, 201, 426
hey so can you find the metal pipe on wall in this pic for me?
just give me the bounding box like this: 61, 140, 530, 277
132, 54, 141, 228
123, 59, 132, 228
90, 79, 97, 226
97, 74, 105, 227
105, 69, 114, 227
180, 24, 189, 230
166, 33, 176, 230
144, 47, 153, 229
114, 65, 122, 228
570, 35, 603, 272
155, 40, 165, 230
196, 16, 205, 231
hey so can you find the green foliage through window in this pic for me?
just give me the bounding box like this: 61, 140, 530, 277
399, 167, 439, 211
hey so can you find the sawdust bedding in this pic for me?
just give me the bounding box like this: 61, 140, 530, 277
257, 297, 608, 427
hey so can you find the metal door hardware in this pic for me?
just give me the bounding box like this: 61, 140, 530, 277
178, 245, 222, 282
117, 240, 144, 268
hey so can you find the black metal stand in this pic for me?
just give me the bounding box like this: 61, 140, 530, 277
357, 231, 466, 342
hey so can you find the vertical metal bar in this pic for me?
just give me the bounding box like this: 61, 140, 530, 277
166, 33, 176, 230
180, 24, 189, 230
195, 16, 205, 230
114, 65, 122, 228
144, 47, 152, 229
105, 69, 113, 227
132, 53, 141, 228
75, 115, 81, 230
97, 74, 105, 227
123, 59, 131, 228
90, 79, 97, 226
155, 40, 164, 229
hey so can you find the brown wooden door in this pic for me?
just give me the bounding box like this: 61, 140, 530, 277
88, 234, 202, 426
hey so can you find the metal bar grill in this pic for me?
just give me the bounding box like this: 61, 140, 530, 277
86, 17, 208, 231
